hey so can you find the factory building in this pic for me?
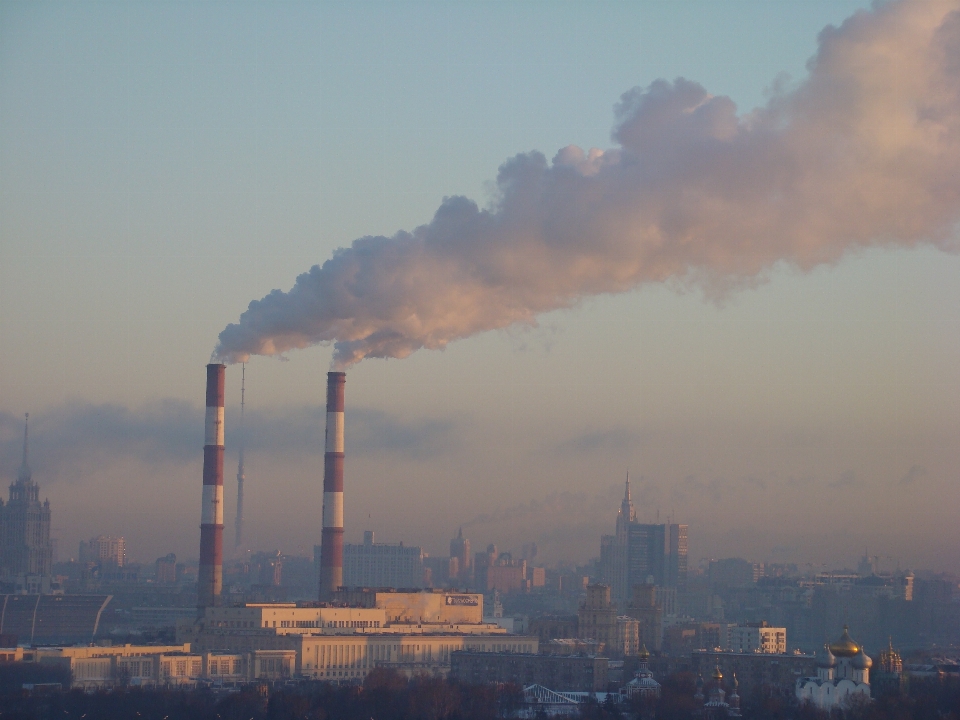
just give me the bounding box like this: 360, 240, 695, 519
177, 371, 534, 680
178, 590, 536, 679
343, 531, 426, 589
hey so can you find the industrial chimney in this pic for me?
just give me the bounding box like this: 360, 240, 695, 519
318, 371, 345, 601
198, 363, 225, 610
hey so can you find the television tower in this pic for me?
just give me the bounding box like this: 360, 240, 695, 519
235, 363, 246, 549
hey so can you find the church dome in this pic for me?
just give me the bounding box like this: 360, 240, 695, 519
712, 666, 723, 680
829, 626, 861, 657
852, 648, 873, 670
878, 639, 903, 673
818, 644, 838, 668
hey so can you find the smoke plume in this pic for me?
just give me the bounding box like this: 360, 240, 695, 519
216, 0, 960, 367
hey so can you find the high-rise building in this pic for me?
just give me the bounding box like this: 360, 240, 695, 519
155, 553, 178, 584
578, 584, 618, 652
342, 531, 426, 589
0, 415, 53, 585
667, 523, 689, 592
449, 527, 471, 582
599, 477, 688, 606
79, 536, 126, 567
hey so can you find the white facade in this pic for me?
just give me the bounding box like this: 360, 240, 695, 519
796, 627, 872, 711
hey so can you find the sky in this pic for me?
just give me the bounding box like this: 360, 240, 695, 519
2, 0, 959, 572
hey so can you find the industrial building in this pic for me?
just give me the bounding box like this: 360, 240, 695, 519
178, 589, 537, 679
176, 369, 535, 681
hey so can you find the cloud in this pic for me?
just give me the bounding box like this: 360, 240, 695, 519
215, 0, 960, 368
0, 402, 459, 483
900, 463, 928, 485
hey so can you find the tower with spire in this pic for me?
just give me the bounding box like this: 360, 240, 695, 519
600, 471, 688, 608
0, 414, 54, 589
449, 526, 471, 584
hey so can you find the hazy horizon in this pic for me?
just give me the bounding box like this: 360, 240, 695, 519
2, 0, 959, 573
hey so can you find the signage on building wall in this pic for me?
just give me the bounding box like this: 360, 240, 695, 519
445, 595, 479, 606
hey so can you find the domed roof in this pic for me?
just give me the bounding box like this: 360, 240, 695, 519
627, 674, 661, 689
712, 666, 723, 680
818, 644, 838, 668
878, 638, 903, 672
852, 648, 873, 670
829, 626, 861, 658
638, 643, 650, 659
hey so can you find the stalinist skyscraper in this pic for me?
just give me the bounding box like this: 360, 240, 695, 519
0, 414, 54, 589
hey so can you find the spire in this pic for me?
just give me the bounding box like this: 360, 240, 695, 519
17, 413, 31, 484
618, 470, 636, 524
458, 526, 463, 539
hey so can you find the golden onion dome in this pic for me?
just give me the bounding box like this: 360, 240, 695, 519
712, 666, 724, 680
878, 638, 903, 673
639, 644, 650, 659
829, 626, 861, 658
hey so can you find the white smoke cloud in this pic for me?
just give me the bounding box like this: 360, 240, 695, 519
215, 0, 960, 367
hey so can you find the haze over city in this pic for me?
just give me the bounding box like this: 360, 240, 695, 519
2, 0, 959, 577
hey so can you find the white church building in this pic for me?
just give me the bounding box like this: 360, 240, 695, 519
796, 626, 872, 710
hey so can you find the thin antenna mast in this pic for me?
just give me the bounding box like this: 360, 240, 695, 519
235, 364, 246, 549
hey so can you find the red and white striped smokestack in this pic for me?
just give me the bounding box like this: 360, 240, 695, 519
198, 363, 225, 610
318, 371, 345, 601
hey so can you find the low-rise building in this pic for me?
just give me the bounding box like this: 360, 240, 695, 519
693, 649, 816, 701
177, 591, 535, 680
451, 651, 608, 692
17, 643, 298, 689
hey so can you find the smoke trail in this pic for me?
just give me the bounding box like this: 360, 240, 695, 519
216, 0, 960, 368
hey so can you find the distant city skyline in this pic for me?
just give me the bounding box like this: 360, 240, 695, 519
2, 0, 959, 571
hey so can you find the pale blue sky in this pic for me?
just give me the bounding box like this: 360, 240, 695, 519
2, 1, 959, 570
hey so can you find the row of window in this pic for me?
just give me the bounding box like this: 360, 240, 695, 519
277, 619, 381, 629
